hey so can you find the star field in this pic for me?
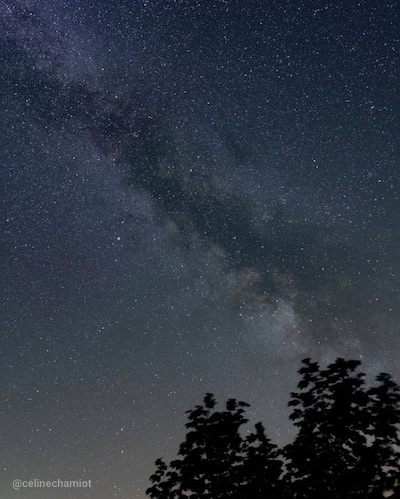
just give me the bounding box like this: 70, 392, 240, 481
1, 0, 399, 497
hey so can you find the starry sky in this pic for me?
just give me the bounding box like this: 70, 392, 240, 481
1, 0, 399, 497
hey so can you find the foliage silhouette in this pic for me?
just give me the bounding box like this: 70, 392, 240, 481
364, 373, 400, 497
147, 358, 400, 499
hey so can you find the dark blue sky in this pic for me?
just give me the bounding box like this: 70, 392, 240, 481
1, 0, 399, 497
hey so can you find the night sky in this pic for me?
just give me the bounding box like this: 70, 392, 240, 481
1, 0, 399, 497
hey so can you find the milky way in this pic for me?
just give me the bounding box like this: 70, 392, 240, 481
1, 1, 399, 497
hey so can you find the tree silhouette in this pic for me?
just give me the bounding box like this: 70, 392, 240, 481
147, 458, 179, 499
241, 422, 282, 498
146, 358, 400, 499
146, 393, 281, 498
171, 393, 248, 498
285, 358, 370, 498
364, 373, 400, 497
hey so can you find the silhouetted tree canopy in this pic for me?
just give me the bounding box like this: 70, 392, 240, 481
146, 358, 400, 499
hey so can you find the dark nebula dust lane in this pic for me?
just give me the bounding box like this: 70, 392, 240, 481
1, 0, 399, 497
